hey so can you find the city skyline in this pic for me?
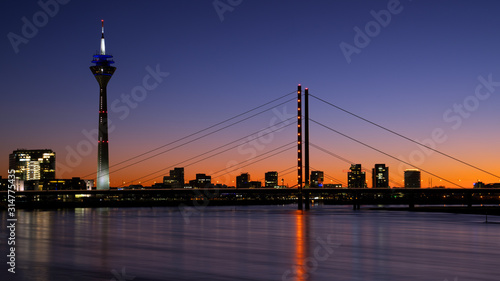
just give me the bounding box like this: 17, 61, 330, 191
2, 1, 500, 188
0, 148, 478, 189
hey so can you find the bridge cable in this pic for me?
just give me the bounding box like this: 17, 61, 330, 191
119, 119, 295, 186
310, 143, 401, 187
310, 94, 500, 179
82, 90, 296, 178
210, 141, 296, 179
255, 165, 297, 186
309, 165, 346, 186
134, 142, 295, 187
84, 92, 297, 179
311, 118, 463, 188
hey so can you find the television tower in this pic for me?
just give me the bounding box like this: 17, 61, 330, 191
90, 20, 115, 190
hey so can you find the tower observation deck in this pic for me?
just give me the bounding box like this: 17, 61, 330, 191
90, 20, 116, 190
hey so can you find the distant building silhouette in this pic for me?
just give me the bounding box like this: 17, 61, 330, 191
474, 181, 485, 188
9, 149, 56, 181
189, 173, 211, 188
348, 164, 366, 188
265, 171, 278, 188
404, 169, 421, 188
249, 181, 262, 188
236, 173, 250, 188
163, 167, 184, 188
372, 164, 389, 188
310, 171, 324, 187
42, 177, 90, 190
0, 177, 7, 191
474, 181, 500, 188
324, 183, 343, 188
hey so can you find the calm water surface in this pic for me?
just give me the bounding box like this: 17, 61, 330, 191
1, 205, 499, 281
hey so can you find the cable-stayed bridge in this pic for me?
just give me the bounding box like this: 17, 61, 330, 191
3, 85, 500, 210
89, 85, 500, 188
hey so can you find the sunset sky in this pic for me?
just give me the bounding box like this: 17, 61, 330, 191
1, 0, 500, 188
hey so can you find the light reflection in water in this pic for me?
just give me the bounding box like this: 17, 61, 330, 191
2, 206, 499, 281
294, 210, 309, 281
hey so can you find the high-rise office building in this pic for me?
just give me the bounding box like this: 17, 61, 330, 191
9, 149, 56, 181
372, 164, 389, 188
189, 173, 211, 188
348, 164, 366, 188
265, 171, 278, 188
236, 173, 250, 188
310, 171, 324, 187
163, 167, 184, 188
90, 20, 115, 190
404, 169, 421, 188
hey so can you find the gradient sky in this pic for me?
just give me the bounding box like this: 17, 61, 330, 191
2, 0, 500, 188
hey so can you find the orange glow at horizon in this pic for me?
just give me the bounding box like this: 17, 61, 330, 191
57, 144, 500, 189
48, 100, 500, 189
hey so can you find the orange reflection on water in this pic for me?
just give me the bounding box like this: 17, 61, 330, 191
293, 210, 308, 281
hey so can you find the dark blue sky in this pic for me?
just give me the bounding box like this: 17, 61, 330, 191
2, 0, 500, 187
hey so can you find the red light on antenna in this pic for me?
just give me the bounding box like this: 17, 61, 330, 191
298, 84, 301, 86
305, 88, 308, 90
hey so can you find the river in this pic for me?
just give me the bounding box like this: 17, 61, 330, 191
1, 205, 498, 281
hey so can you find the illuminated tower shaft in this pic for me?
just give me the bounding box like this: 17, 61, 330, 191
297, 84, 303, 210
90, 20, 115, 190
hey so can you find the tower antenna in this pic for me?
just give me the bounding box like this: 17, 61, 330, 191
90, 20, 116, 190
100, 20, 105, 55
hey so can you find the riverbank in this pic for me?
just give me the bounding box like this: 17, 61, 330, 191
3, 199, 500, 216
370, 206, 500, 216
